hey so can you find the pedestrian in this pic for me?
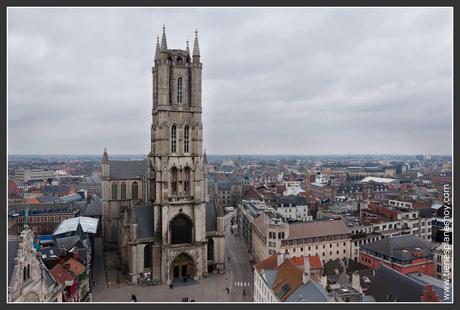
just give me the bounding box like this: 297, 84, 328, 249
243, 289, 246, 296
131, 294, 137, 302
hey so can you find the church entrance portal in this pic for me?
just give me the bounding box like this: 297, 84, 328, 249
171, 253, 194, 280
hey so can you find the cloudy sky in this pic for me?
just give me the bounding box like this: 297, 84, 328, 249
8, 7, 452, 155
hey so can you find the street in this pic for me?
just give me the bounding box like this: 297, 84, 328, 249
224, 210, 254, 302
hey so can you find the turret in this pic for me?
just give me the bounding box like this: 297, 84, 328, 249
191, 29, 202, 108
160, 25, 167, 50
154, 36, 160, 61
192, 29, 200, 61
102, 148, 109, 179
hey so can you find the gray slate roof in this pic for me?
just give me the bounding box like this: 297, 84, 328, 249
135, 206, 154, 239
109, 160, 148, 179
8, 239, 19, 285
361, 235, 433, 261
274, 195, 308, 206
81, 196, 102, 217
367, 265, 429, 302
286, 280, 330, 302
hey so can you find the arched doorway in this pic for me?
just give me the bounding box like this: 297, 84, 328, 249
170, 214, 193, 245
171, 253, 194, 280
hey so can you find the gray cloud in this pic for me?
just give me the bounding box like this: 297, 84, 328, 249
8, 7, 452, 155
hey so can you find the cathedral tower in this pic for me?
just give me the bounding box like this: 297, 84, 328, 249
148, 26, 208, 284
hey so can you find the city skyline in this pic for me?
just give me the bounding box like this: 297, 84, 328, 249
8, 7, 453, 155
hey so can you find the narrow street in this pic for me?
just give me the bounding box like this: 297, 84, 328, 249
224, 210, 254, 302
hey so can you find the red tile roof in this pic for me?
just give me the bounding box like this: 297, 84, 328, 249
50, 264, 74, 287
64, 257, 86, 276
290, 255, 323, 270
254, 253, 278, 272
272, 259, 303, 301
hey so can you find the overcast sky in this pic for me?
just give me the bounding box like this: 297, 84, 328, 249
8, 7, 452, 155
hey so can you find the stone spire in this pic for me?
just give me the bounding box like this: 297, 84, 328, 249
161, 25, 167, 50
102, 148, 109, 162
155, 36, 160, 60
193, 29, 200, 58
186, 39, 190, 55
203, 149, 207, 164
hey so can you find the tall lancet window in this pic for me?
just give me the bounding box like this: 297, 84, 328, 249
177, 77, 183, 104
121, 182, 126, 200
171, 167, 178, 196
112, 182, 117, 200
184, 167, 191, 195
132, 182, 138, 200
171, 125, 177, 153
184, 125, 190, 153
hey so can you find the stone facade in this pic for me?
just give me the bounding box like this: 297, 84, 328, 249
8, 228, 63, 302
101, 27, 224, 285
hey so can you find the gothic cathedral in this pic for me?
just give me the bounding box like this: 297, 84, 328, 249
101, 27, 225, 285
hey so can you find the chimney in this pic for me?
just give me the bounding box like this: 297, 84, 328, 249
351, 272, 362, 293
303, 271, 310, 285
277, 252, 284, 267
283, 249, 289, 261
321, 275, 328, 289
303, 256, 311, 274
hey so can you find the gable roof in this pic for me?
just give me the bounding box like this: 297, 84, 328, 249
109, 160, 148, 179
272, 259, 303, 301
64, 258, 86, 276
254, 253, 278, 272
290, 255, 323, 270
53, 216, 99, 236
50, 264, 75, 287
368, 264, 432, 302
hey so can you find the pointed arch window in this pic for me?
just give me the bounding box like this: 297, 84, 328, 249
132, 182, 138, 200
171, 214, 193, 244
171, 125, 177, 153
121, 182, 127, 200
111, 182, 117, 200
184, 167, 191, 196
171, 167, 178, 196
177, 77, 183, 104
27, 264, 30, 279
184, 125, 190, 153
23, 266, 27, 281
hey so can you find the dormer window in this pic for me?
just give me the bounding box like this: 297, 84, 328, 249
177, 77, 183, 104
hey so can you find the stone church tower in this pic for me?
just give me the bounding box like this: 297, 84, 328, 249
101, 27, 224, 285
148, 26, 208, 284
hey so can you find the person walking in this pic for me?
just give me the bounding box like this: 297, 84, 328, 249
131, 294, 137, 302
